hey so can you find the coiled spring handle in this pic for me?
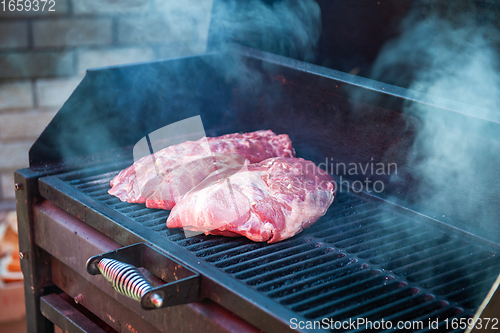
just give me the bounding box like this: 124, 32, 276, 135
86, 243, 201, 310
96, 258, 163, 308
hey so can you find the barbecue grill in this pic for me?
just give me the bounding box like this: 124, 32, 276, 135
15, 1, 500, 332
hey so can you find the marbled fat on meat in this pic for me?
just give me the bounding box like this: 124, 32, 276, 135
145, 153, 245, 210
108, 130, 295, 209
167, 157, 336, 243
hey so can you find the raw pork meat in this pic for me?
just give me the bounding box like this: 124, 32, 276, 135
167, 157, 336, 243
145, 153, 245, 210
108, 130, 295, 207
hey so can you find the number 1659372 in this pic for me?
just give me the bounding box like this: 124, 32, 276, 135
1, 0, 56, 12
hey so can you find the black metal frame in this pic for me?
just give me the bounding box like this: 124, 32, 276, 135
17, 162, 500, 332
15, 168, 60, 333
31, 161, 500, 332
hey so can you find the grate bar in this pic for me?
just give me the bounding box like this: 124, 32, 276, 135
377, 299, 448, 330
311, 212, 391, 239
440, 276, 498, 303
400, 249, 490, 281
223, 243, 322, 274
288, 273, 387, 311
306, 283, 413, 320
348, 227, 431, 256
349, 293, 436, 326
321, 217, 400, 244
308, 209, 389, 235
274, 269, 377, 304
67, 171, 120, 185
378, 239, 466, 270
341, 223, 424, 253
391, 245, 480, 277
365, 233, 452, 264
186, 238, 247, 253
256, 259, 366, 294
240, 250, 342, 283
419, 259, 500, 289
210, 238, 308, 267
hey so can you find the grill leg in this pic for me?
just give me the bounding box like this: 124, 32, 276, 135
15, 169, 55, 333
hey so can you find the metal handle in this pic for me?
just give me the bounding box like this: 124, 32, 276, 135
95, 258, 163, 308
86, 243, 201, 310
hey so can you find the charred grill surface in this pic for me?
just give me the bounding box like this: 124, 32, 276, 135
40, 162, 500, 332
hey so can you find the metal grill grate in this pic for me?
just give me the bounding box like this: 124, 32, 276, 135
59, 166, 500, 332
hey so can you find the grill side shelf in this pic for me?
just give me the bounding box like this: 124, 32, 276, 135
38, 175, 316, 333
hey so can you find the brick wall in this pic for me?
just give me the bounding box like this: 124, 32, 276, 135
0, 0, 213, 201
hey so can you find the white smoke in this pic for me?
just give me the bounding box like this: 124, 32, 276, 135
207, 0, 321, 90
370, 4, 500, 241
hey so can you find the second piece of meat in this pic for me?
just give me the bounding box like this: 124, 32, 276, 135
167, 157, 336, 243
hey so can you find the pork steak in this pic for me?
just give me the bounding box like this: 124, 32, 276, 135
108, 130, 295, 207
167, 157, 336, 243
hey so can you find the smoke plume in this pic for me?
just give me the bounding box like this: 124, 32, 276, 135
370, 2, 500, 241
